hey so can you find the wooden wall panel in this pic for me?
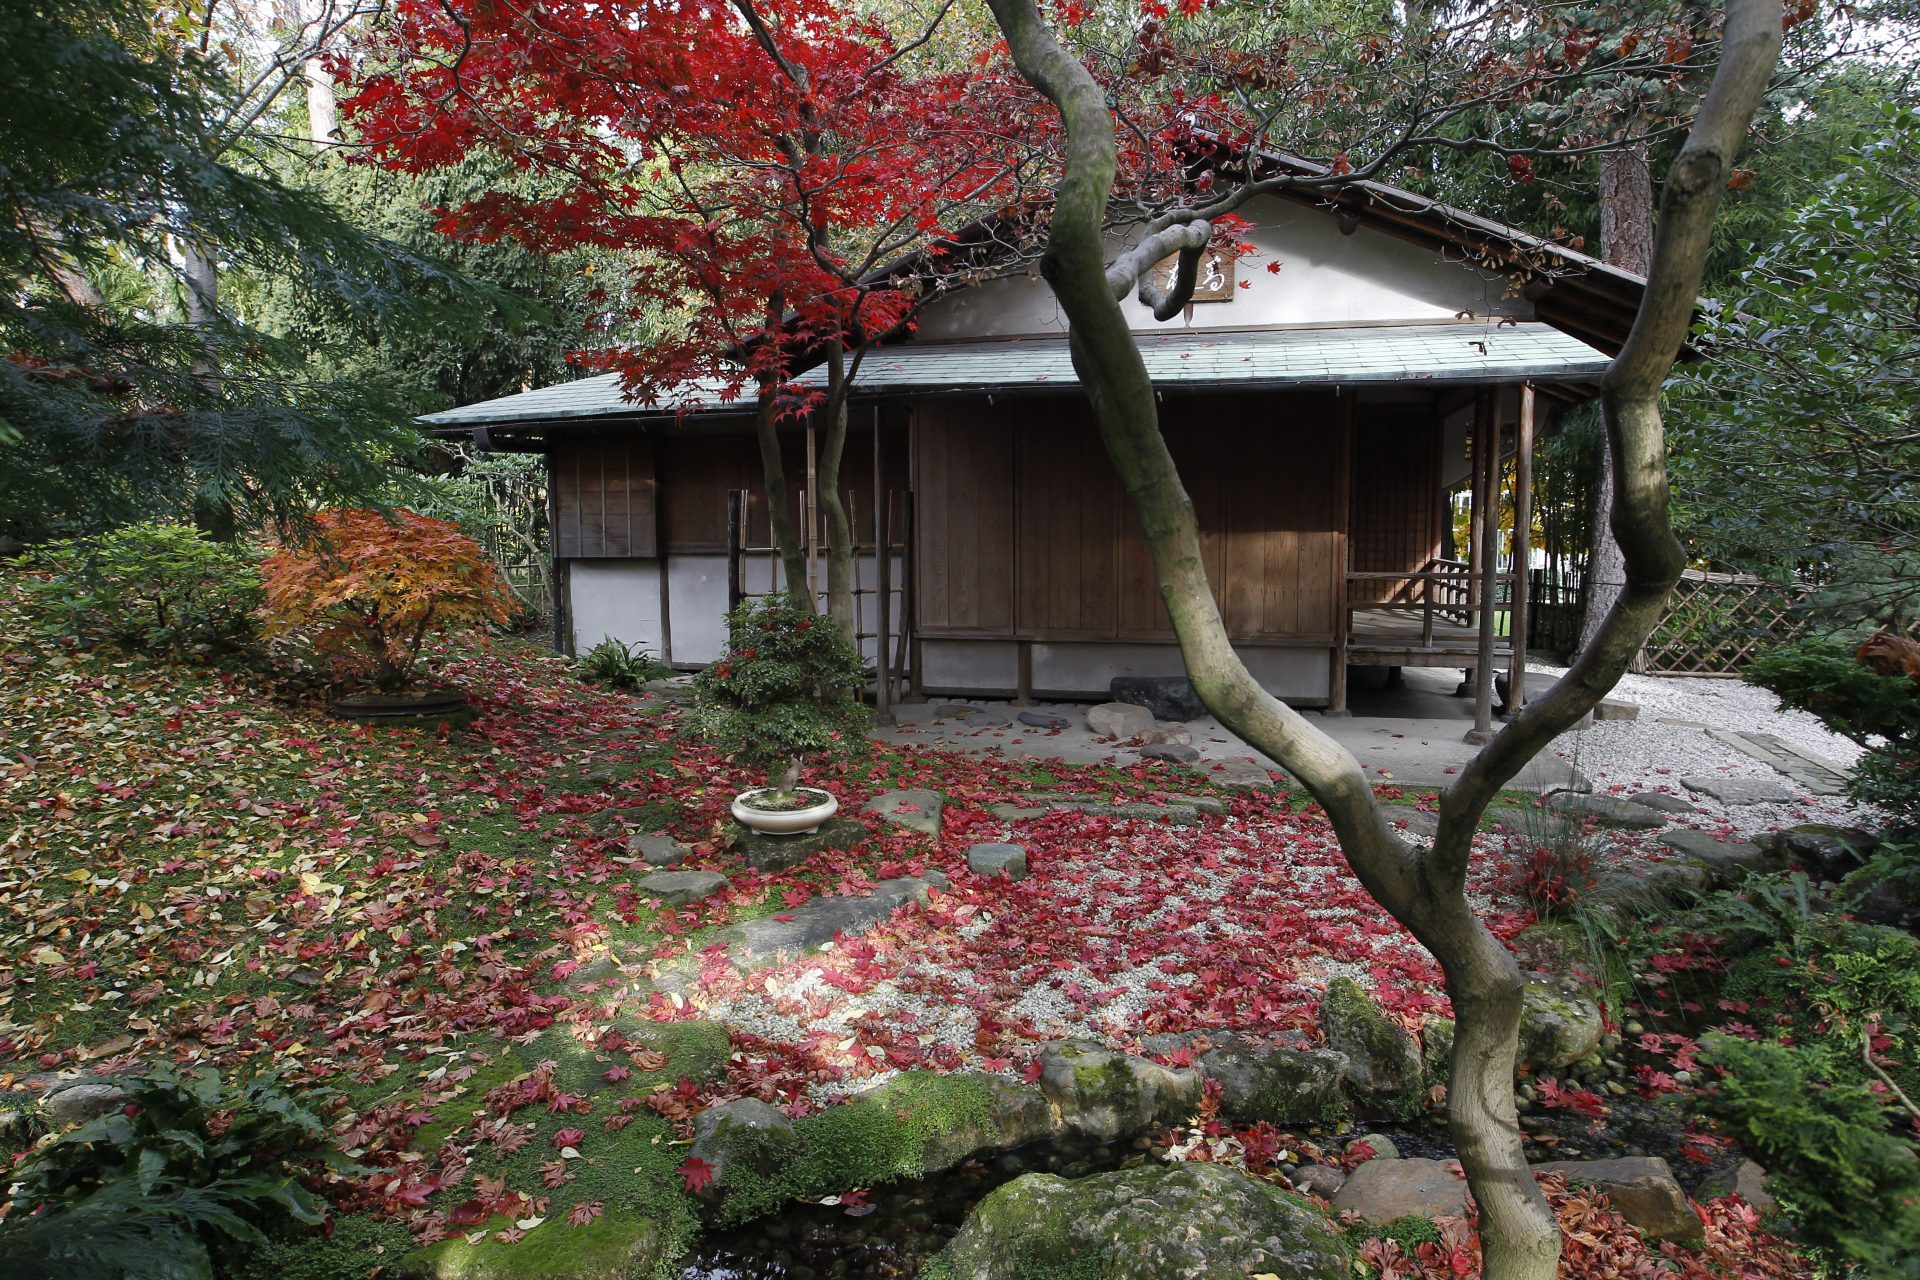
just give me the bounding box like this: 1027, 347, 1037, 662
654, 423, 909, 555
1348, 410, 1444, 604
912, 403, 1016, 634
552, 435, 657, 559
913, 392, 1345, 645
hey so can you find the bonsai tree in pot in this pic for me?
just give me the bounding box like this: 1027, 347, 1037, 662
692, 597, 870, 835
259, 509, 518, 721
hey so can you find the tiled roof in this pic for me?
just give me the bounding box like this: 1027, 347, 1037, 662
419, 322, 1608, 429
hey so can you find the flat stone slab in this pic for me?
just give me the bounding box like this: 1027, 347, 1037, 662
732, 816, 865, 872
967, 842, 1028, 880
1139, 743, 1200, 764
1681, 775, 1796, 805
1333, 1157, 1470, 1224
992, 799, 1205, 826
1208, 758, 1280, 791
863, 788, 945, 836
1543, 792, 1671, 828
1016, 710, 1069, 729
1627, 791, 1697, 814
1706, 729, 1850, 796
626, 832, 689, 867
637, 870, 728, 906
1387, 808, 1441, 839
1594, 699, 1640, 721
678, 872, 951, 980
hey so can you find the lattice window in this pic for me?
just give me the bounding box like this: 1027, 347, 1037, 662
1640, 570, 1807, 676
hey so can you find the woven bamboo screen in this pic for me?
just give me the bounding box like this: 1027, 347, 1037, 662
1639, 569, 1807, 676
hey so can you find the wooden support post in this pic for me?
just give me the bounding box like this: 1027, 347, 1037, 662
1469, 394, 1500, 742
1510, 384, 1536, 714
873, 408, 892, 720
804, 424, 819, 605
725, 488, 744, 613
1328, 389, 1353, 715
1015, 640, 1034, 706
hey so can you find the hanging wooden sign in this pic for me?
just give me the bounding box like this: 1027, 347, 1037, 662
1151, 248, 1236, 303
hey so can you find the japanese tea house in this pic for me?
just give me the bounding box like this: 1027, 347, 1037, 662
423, 175, 1648, 716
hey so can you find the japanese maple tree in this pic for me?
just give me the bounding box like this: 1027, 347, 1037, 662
260, 508, 518, 691
342, 0, 1043, 636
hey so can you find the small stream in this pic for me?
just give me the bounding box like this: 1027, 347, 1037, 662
679, 1099, 1731, 1278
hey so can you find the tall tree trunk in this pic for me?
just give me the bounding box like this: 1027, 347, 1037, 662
817, 341, 857, 642
978, 1, 1777, 1275
305, 56, 338, 148
752, 383, 813, 609
1577, 143, 1655, 659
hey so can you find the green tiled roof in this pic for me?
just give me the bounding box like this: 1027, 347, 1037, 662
419, 322, 1609, 429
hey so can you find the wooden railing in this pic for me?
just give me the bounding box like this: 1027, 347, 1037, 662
1347, 556, 1517, 647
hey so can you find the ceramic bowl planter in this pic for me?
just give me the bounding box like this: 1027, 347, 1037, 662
731, 786, 838, 836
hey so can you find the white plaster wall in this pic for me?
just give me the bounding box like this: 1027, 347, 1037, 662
568, 561, 665, 657
660, 553, 907, 667
915, 196, 1531, 343
919, 639, 1330, 703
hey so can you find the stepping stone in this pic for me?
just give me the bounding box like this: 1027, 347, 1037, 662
1108, 675, 1206, 722
680, 872, 951, 978
1704, 730, 1851, 796
1140, 743, 1200, 763
732, 816, 865, 872
958, 708, 1012, 727
967, 842, 1028, 880
932, 703, 983, 720
1627, 791, 1697, 814
1389, 808, 1441, 838
637, 870, 728, 906
1016, 710, 1069, 729
1086, 701, 1154, 739
1143, 723, 1193, 746
1483, 805, 1543, 833
1209, 758, 1278, 791
863, 788, 945, 835
1681, 775, 1795, 805
1543, 793, 1670, 828
626, 832, 689, 867
1659, 829, 1777, 883
1594, 699, 1639, 721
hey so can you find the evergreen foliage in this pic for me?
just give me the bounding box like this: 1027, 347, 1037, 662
21, 522, 262, 657
691, 598, 870, 786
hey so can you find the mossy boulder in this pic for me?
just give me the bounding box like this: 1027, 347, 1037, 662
1420, 1017, 1455, 1087
614, 1018, 732, 1085
1318, 978, 1424, 1120
405, 1212, 666, 1280
1145, 1030, 1350, 1127
689, 1097, 796, 1193
926, 1161, 1352, 1280
1037, 1040, 1202, 1141
707, 1070, 1047, 1225
1517, 983, 1604, 1072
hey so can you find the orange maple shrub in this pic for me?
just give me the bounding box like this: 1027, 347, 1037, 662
259, 509, 518, 691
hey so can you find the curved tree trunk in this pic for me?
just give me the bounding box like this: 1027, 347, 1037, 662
817, 341, 857, 641
978, 1, 1778, 1275
752, 383, 813, 609
1577, 143, 1656, 660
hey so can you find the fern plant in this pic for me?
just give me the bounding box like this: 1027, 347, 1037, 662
0, 1066, 347, 1280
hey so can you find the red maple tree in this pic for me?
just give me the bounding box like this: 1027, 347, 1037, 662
342, 0, 1051, 629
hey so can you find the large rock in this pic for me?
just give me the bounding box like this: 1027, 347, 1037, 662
1087, 702, 1156, 739
1319, 978, 1424, 1119
673, 873, 949, 980
1016, 710, 1069, 729
1036, 1040, 1202, 1142
1535, 1157, 1700, 1242
635, 870, 727, 906
40, 1081, 130, 1128
1628, 792, 1697, 815
1193, 1033, 1350, 1127
1543, 793, 1671, 829
1144, 723, 1194, 746
1659, 829, 1778, 885
1211, 758, 1280, 791
930, 1162, 1353, 1280
1681, 775, 1795, 806
1766, 823, 1878, 880
1140, 743, 1200, 764
1333, 1157, 1470, 1224
731, 815, 865, 871
1108, 676, 1207, 722
857, 1072, 1055, 1175
967, 842, 1028, 881
1518, 983, 1605, 1071
406, 1213, 666, 1279
862, 788, 945, 836
689, 1097, 796, 1190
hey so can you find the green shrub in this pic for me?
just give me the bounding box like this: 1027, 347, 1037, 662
1696, 1034, 1920, 1276
0, 1066, 347, 1280
21, 522, 261, 657
690, 597, 869, 787
576, 636, 670, 690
